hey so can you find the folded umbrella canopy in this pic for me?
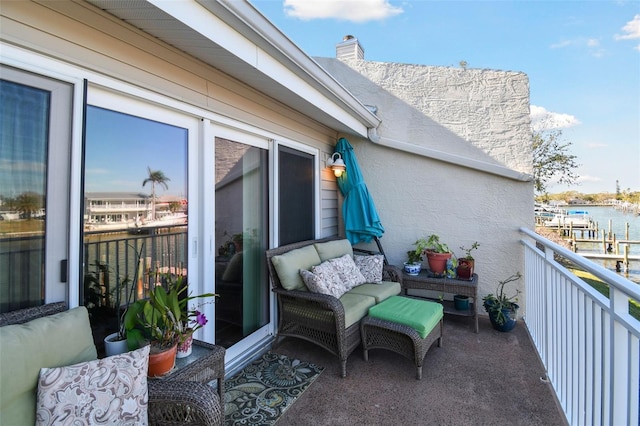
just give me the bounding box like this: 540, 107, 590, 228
334, 137, 385, 245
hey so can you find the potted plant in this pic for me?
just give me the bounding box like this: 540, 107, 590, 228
404, 239, 430, 275
423, 234, 452, 276
124, 273, 216, 376
85, 243, 145, 357
457, 242, 479, 280
482, 272, 521, 332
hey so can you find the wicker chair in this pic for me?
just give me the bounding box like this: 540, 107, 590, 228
0, 302, 225, 426
265, 237, 402, 377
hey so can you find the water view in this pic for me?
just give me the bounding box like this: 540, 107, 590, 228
566, 205, 640, 284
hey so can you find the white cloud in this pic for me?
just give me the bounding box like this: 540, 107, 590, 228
586, 38, 600, 47
530, 105, 581, 131
550, 40, 572, 49
586, 142, 608, 149
283, 0, 403, 22
576, 175, 602, 183
615, 14, 640, 40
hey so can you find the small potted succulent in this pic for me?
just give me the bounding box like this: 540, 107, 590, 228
457, 242, 479, 280
483, 272, 521, 332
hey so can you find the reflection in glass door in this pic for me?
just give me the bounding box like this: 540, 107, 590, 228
0, 68, 72, 312
214, 137, 269, 348
83, 105, 188, 348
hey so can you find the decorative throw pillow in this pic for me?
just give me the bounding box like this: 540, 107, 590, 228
329, 254, 367, 291
300, 269, 332, 297
36, 345, 150, 426
354, 254, 385, 283
310, 260, 348, 298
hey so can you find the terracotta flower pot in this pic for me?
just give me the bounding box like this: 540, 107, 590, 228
426, 251, 452, 275
457, 259, 474, 280
148, 343, 177, 377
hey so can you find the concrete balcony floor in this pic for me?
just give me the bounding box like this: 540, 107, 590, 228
275, 315, 568, 426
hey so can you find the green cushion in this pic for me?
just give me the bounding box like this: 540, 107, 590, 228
346, 281, 401, 303
368, 296, 443, 339
338, 293, 376, 328
0, 306, 97, 426
271, 245, 322, 290
314, 239, 353, 262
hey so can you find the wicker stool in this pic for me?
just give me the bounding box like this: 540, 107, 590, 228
361, 297, 443, 380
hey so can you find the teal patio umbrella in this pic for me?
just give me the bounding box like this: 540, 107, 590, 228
334, 137, 384, 245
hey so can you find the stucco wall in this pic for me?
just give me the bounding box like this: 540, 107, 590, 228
316, 57, 535, 307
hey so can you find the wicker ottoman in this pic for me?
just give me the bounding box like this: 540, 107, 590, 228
361, 296, 443, 380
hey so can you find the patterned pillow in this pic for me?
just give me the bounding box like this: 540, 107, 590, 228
354, 254, 385, 283
36, 345, 150, 426
300, 269, 339, 298
329, 254, 367, 290
310, 261, 348, 298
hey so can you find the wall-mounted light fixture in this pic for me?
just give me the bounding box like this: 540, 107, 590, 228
326, 152, 346, 177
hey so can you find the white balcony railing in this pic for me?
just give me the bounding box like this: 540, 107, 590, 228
520, 227, 640, 426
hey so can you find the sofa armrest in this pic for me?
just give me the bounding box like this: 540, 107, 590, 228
148, 380, 222, 426
273, 288, 345, 316
383, 264, 402, 285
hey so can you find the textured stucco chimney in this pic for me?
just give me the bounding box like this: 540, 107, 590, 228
336, 35, 364, 61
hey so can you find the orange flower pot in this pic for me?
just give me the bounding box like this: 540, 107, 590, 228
147, 343, 177, 377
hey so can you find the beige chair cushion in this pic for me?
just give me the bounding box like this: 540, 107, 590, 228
271, 245, 322, 290
0, 307, 97, 426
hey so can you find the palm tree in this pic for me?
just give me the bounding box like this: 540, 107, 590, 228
142, 167, 170, 220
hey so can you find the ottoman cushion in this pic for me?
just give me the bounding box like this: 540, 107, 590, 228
368, 296, 443, 338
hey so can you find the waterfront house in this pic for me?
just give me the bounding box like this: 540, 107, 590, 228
2, 2, 637, 424
1, 0, 531, 357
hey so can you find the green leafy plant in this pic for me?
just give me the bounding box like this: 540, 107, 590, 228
424, 234, 451, 254
482, 272, 521, 326
84, 243, 145, 341
406, 237, 431, 263
459, 242, 480, 260
124, 274, 216, 351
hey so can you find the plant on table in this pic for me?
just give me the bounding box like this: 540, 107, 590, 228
482, 272, 521, 332
457, 242, 479, 280
422, 234, 452, 276
85, 243, 146, 356
404, 238, 430, 275
124, 273, 217, 352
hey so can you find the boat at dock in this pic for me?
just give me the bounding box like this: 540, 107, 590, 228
543, 211, 594, 229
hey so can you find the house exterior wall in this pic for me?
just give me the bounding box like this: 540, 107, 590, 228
0, 0, 341, 237
316, 57, 534, 305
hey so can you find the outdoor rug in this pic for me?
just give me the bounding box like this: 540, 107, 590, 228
224, 352, 324, 426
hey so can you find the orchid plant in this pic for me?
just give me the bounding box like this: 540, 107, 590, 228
125, 273, 217, 351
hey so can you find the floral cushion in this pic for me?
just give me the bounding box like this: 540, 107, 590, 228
354, 254, 385, 283
310, 260, 348, 298
299, 269, 343, 299
329, 254, 367, 290
36, 345, 150, 426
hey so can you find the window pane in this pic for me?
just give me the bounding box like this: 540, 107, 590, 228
0, 79, 49, 311
83, 106, 188, 351
278, 146, 314, 245
215, 137, 269, 348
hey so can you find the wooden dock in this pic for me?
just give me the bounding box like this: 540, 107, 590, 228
542, 219, 639, 273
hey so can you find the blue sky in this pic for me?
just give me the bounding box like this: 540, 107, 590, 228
84, 106, 187, 197
251, 0, 640, 194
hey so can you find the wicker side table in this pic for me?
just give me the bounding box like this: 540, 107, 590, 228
401, 271, 479, 333
150, 339, 226, 425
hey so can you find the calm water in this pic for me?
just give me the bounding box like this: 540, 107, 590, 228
570, 206, 640, 284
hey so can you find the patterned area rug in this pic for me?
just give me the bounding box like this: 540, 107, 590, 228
224, 352, 324, 426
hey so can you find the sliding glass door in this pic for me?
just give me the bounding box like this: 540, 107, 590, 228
214, 136, 269, 348
0, 66, 73, 311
